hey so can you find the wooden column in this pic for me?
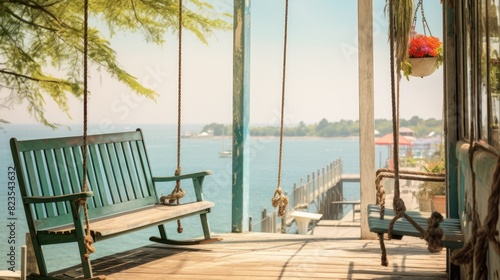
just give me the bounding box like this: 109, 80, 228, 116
443, 1, 460, 278
443, 0, 458, 220
358, 0, 377, 239
232, 0, 251, 233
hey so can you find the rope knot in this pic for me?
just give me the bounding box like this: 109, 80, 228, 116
424, 211, 444, 253
388, 197, 407, 240
77, 198, 87, 206
83, 234, 95, 260
393, 197, 406, 216
159, 168, 185, 205
160, 186, 185, 204
272, 188, 288, 218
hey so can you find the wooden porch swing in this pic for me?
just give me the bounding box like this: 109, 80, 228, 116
366, 0, 463, 266
11, 1, 218, 279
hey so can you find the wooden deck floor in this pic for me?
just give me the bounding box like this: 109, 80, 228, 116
48, 225, 447, 280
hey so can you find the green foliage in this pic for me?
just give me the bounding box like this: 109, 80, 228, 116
404, 157, 418, 167
385, 0, 413, 75
0, 0, 231, 127
210, 116, 442, 138
418, 159, 446, 198
377, 116, 442, 137
201, 122, 229, 136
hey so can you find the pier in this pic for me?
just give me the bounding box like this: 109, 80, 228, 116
258, 159, 362, 234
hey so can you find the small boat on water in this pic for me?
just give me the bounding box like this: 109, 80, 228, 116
219, 149, 232, 158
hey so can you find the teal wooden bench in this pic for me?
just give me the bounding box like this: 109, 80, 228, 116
367, 169, 463, 265
10, 129, 218, 279
368, 205, 463, 249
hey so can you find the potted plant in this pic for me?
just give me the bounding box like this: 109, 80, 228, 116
402, 34, 443, 79
417, 159, 446, 213
490, 50, 500, 92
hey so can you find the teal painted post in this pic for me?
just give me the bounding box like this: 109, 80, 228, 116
443, 3, 460, 279
444, 1, 458, 219
232, 0, 250, 233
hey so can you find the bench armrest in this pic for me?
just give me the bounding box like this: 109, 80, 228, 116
153, 170, 212, 182
23, 191, 94, 204
153, 170, 212, 201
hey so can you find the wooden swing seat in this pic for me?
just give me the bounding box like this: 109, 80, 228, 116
10, 129, 218, 279
367, 204, 463, 249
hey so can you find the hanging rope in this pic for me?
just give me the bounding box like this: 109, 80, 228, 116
375, 169, 447, 264
376, 168, 446, 253
389, 0, 404, 235
80, 0, 95, 261
271, 0, 289, 219
159, 0, 185, 234
176, 0, 183, 179
423, 211, 444, 252
375, 169, 445, 215
379, 0, 499, 271
377, 0, 445, 266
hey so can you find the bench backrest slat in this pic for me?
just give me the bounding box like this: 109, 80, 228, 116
11, 129, 158, 230
135, 140, 155, 197
100, 143, 122, 203
23, 151, 46, 220
67, 146, 84, 195
121, 142, 142, 199
88, 145, 105, 208
44, 149, 68, 215
34, 150, 57, 217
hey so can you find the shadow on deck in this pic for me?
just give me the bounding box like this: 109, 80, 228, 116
48, 225, 447, 280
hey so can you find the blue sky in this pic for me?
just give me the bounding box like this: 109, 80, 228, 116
3, 0, 444, 127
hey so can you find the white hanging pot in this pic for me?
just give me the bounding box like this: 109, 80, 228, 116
409, 57, 438, 78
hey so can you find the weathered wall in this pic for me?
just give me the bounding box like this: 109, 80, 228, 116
456, 142, 499, 279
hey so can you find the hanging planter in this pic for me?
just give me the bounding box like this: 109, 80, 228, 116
402, 0, 443, 79
403, 34, 443, 78
409, 56, 438, 77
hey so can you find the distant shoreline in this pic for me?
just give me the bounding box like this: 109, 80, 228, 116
183, 135, 362, 140
2, 120, 442, 140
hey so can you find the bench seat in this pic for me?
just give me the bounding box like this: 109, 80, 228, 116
39, 201, 214, 239
368, 204, 463, 249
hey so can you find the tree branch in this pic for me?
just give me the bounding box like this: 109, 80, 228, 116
3, 6, 59, 32
37, 0, 65, 8
8, 0, 72, 30
0, 69, 66, 84
130, 0, 147, 31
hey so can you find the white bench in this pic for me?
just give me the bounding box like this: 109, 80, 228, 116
290, 211, 323, 234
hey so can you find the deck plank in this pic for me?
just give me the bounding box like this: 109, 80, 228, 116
48, 229, 447, 280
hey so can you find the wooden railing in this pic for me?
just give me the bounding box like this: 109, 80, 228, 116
255, 158, 343, 233
290, 158, 343, 211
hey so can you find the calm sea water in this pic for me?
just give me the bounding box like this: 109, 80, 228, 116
0, 124, 388, 271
